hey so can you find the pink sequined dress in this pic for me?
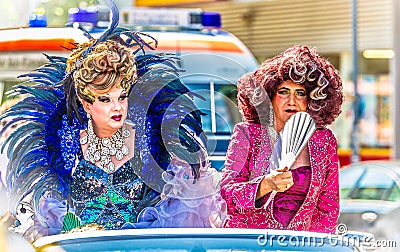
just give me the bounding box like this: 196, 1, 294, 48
220, 122, 340, 233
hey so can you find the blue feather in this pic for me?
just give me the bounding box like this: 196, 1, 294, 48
128, 57, 206, 186
96, 0, 119, 44
2, 0, 207, 223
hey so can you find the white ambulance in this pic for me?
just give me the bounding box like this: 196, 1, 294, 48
0, 8, 259, 170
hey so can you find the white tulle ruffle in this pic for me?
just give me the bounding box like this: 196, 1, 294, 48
129, 157, 226, 228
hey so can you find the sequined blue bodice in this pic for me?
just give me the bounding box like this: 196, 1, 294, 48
70, 158, 159, 229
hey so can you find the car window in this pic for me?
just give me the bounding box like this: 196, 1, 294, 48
356, 187, 385, 200
339, 166, 364, 199
178, 52, 258, 85
359, 168, 393, 188
185, 83, 240, 134
387, 181, 400, 201
354, 168, 395, 200
340, 166, 400, 201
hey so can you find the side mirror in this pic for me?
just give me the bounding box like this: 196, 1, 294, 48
361, 211, 378, 225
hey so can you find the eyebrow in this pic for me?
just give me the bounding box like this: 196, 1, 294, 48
278, 87, 306, 91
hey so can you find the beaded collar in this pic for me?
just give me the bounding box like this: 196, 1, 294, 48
80, 118, 130, 173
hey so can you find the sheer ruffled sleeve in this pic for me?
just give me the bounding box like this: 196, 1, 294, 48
22, 193, 68, 242
125, 156, 226, 228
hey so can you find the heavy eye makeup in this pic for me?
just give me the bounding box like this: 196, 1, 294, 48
295, 90, 306, 97
277, 87, 306, 98
97, 96, 111, 103
277, 88, 290, 95
118, 92, 128, 101
97, 92, 128, 103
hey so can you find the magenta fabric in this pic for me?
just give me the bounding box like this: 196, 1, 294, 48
220, 122, 340, 233
272, 166, 311, 227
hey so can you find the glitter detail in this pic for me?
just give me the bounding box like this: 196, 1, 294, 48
220, 122, 340, 233
82, 117, 130, 173
70, 156, 159, 229
58, 114, 84, 173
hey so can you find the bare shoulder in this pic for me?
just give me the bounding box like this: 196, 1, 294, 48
124, 120, 135, 129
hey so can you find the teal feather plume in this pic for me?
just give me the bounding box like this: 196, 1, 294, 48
62, 212, 82, 232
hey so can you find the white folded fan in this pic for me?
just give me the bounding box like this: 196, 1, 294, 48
264, 112, 316, 208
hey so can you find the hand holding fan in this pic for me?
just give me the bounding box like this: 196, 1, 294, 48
264, 112, 316, 208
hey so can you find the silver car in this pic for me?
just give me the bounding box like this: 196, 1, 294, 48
339, 161, 400, 251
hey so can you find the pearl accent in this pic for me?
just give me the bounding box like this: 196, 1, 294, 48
81, 118, 130, 173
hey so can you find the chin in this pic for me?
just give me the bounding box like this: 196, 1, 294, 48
109, 121, 124, 129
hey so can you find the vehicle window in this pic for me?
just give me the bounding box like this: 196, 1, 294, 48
215, 84, 241, 132
179, 52, 258, 85
355, 168, 394, 200
387, 182, 400, 201
185, 83, 240, 134
358, 168, 393, 188
339, 166, 364, 199
356, 187, 384, 200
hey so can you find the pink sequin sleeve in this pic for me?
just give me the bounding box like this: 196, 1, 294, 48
220, 123, 265, 213
309, 130, 340, 233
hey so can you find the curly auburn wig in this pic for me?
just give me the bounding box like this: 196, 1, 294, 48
66, 39, 137, 103
237, 45, 344, 128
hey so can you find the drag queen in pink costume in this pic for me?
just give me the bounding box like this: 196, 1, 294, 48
221, 45, 344, 233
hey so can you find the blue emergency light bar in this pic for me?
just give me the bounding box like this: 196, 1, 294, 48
66, 6, 222, 30
66, 6, 110, 29
28, 13, 47, 27
68, 7, 98, 26
199, 12, 221, 28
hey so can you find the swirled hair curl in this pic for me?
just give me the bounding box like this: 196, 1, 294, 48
66, 39, 137, 103
238, 45, 344, 128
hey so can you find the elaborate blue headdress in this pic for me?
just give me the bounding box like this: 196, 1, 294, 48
0, 0, 207, 217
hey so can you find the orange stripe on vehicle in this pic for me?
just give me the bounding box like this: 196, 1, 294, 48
0, 39, 76, 52
136, 0, 216, 6
156, 39, 243, 53
1, 39, 243, 53
338, 148, 391, 157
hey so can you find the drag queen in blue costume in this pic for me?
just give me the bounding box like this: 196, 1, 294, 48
0, 0, 225, 242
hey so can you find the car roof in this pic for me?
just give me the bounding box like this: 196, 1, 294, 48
341, 160, 400, 176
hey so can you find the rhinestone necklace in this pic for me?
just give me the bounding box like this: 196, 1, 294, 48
80, 118, 130, 173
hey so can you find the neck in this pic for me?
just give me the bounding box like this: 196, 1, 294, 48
276, 125, 284, 133
274, 119, 284, 133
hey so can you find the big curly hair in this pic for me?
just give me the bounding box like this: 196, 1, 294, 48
66, 39, 137, 103
238, 45, 344, 128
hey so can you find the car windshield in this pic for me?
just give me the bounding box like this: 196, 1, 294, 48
185, 83, 240, 134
